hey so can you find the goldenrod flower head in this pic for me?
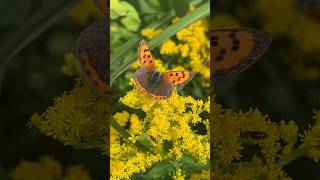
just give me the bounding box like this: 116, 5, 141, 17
30, 77, 108, 151
110, 79, 210, 178
141, 28, 163, 39
10, 156, 92, 180
114, 111, 129, 127
111, 153, 161, 180
173, 168, 185, 180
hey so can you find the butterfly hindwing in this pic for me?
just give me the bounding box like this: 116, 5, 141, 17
134, 68, 172, 99
76, 19, 110, 95
211, 28, 271, 79
162, 71, 195, 86
138, 40, 156, 71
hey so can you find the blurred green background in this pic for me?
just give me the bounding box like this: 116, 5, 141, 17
0, 0, 106, 179
213, 0, 320, 179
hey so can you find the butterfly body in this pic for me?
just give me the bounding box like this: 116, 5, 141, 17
134, 40, 194, 99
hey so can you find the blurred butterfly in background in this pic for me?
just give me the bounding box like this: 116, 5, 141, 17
134, 40, 194, 99
211, 28, 272, 79
76, 0, 110, 96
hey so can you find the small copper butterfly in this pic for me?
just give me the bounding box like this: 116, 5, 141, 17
134, 40, 195, 99
211, 28, 272, 79
76, 19, 110, 95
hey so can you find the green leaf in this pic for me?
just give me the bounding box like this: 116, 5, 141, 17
172, 0, 189, 17
132, 0, 161, 15
137, 134, 155, 151
0, 0, 79, 90
110, 1, 210, 85
145, 161, 175, 179
160, 0, 173, 12
179, 155, 209, 176
162, 140, 173, 156
110, 0, 141, 31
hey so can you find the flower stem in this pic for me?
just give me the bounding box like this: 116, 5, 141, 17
276, 147, 305, 167
110, 117, 153, 153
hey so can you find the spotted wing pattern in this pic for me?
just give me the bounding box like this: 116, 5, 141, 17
76, 19, 110, 95
162, 71, 195, 86
138, 39, 156, 71
211, 28, 271, 79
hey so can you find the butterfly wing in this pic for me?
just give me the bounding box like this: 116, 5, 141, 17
211, 28, 271, 79
134, 68, 172, 99
76, 19, 110, 95
162, 71, 195, 86
138, 39, 156, 71
92, 0, 109, 15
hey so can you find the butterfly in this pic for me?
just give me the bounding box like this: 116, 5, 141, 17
134, 40, 195, 99
76, 18, 110, 96
211, 28, 272, 79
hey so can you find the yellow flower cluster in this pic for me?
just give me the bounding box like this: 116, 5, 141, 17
141, 28, 163, 40
301, 111, 320, 162
68, 0, 102, 25
30, 77, 108, 152
10, 156, 92, 180
212, 97, 320, 178
173, 168, 185, 180
141, 18, 210, 86
190, 170, 210, 180
110, 152, 161, 179
110, 81, 210, 178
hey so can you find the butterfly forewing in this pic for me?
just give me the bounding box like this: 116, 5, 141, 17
138, 40, 156, 71
211, 28, 271, 78
76, 19, 110, 95
162, 71, 195, 86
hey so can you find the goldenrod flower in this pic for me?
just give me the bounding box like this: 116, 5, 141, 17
10, 156, 92, 180
110, 80, 210, 179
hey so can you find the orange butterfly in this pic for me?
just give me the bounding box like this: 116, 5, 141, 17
211, 28, 272, 79
76, 19, 110, 96
134, 40, 194, 99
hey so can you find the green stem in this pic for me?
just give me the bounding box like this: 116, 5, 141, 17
276, 147, 305, 167
110, 117, 153, 153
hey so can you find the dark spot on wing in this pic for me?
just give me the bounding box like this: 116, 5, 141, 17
215, 55, 224, 62
231, 45, 240, 51
219, 48, 227, 55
